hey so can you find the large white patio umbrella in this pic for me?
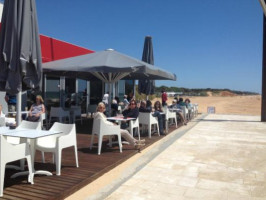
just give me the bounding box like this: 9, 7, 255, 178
43, 49, 176, 115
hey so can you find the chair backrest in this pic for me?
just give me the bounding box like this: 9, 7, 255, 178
88, 104, 97, 113
17, 120, 42, 130
92, 118, 101, 135
0, 135, 20, 161
139, 112, 157, 125
50, 107, 60, 116
71, 106, 81, 115
50, 122, 75, 137
36, 122, 76, 147
50, 107, 69, 117
7, 120, 41, 144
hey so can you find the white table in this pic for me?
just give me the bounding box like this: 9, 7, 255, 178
106, 116, 136, 145
106, 116, 136, 122
0, 127, 61, 180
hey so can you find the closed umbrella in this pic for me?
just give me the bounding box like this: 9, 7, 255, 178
0, 0, 42, 124
138, 36, 155, 98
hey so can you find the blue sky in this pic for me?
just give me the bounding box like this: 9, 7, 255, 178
36, 0, 263, 93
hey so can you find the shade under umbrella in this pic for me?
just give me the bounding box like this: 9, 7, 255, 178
0, 0, 42, 124
0, 0, 42, 95
138, 36, 155, 96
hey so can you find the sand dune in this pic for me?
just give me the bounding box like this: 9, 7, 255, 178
152, 95, 261, 115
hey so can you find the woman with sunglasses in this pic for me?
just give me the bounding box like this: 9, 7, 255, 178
94, 102, 145, 149
121, 99, 139, 129
122, 99, 139, 118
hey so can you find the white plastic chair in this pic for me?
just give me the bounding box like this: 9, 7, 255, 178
138, 112, 159, 138
70, 106, 82, 124
48, 107, 70, 127
87, 104, 97, 117
6, 121, 42, 171
127, 118, 140, 140
180, 106, 189, 121
0, 135, 34, 196
164, 108, 177, 128
40, 113, 46, 129
90, 118, 122, 155
35, 122, 79, 176
194, 103, 199, 116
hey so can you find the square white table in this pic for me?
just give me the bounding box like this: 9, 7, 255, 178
106, 116, 136, 145
0, 127, 61, 181
106, 116, 136, 122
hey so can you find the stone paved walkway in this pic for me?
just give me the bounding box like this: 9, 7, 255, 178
105, 114, 266, 200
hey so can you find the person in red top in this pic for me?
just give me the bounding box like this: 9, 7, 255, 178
161, 88, 168, 106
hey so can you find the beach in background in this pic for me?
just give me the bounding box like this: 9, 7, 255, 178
152, 95, 261, 116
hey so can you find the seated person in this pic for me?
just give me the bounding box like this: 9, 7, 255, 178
27, 95, 45, 122
185, 98, 192, 109
139, 100, 151, 113
94, 102, 145, 149
114, 96, 120, 104
111, 99, 118, 116
121, 99, 139, 129
123, 95, 129, 109
153, 101, 166, 135
178, 97, 186, 107
122, 99, 139, 118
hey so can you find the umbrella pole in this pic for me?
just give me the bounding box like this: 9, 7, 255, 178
108, 83, 112, 117
16, 91, 22, 126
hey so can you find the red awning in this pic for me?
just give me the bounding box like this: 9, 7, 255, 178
0, 22, 94, 63
40, 35, 94, 63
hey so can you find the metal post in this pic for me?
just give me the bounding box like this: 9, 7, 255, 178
262, 14, 266, 121
75, 79, 79, 105
43, 74, 47, 107
16, 90, 22, 126
86, 81, 90, 114
60, 76, 65, 108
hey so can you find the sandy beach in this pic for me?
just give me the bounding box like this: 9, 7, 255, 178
152, 95, 261, 116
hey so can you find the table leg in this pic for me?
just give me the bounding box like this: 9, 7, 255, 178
165, 119, 168, 134
11, 138, 53, 180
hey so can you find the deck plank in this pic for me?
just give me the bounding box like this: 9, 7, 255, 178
1, 119, 182, 199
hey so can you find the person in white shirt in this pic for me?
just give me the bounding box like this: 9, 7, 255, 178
123, 95, 129, 109
94, 102, 145, 149
102, 92, 109, 105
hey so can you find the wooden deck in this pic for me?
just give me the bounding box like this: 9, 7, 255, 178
1, 119, 183, 200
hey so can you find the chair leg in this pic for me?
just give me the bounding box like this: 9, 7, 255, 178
0, 163, 6, 197
98, 135, 103, 155
148, 124, 152, 138
157, 123, 160, 136
55, 150, 62, 176
74, 145, 79, 168
0, 163, 5, 197
117, 134, 122, 153
41, 152, 45, 163
137, 127, 140, 140
26, 155, 34, 184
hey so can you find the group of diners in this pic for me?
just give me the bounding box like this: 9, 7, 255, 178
96, 97, 195, 150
